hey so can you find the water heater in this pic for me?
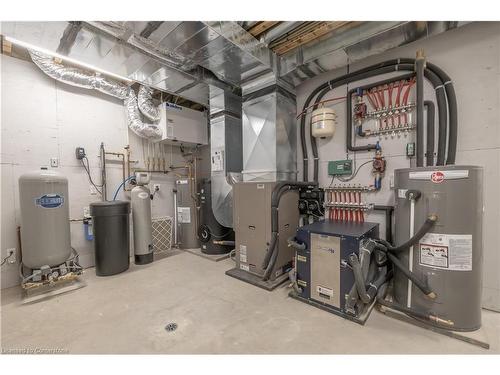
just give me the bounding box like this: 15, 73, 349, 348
19, 168, 71, 269
393, 166, 483, 331
131, 172, 153, 265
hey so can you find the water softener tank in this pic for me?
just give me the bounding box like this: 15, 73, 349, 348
19, 168, 71, 269
131, 172, 153, 265
393, 166, 483, 331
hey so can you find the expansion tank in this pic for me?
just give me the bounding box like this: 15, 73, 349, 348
19, 168, 71, 269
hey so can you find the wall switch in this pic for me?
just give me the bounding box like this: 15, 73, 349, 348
50, 157, 59, 167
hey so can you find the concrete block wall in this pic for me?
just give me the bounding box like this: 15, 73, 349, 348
295, 22, 500, 311
0, 54, 206, 289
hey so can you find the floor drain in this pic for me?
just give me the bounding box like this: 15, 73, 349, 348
165, 322, 178, 332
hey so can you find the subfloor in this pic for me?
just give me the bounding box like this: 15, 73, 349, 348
1, 251, 499, 354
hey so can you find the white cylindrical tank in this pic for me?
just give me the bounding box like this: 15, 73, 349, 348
311, 107, 336, 138
19, 168, 71, 269
131, 183, 153, 265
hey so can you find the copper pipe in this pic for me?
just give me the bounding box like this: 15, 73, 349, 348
105, 152, 126, 192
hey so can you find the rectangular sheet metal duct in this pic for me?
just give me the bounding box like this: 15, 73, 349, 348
242, 87, 297, 182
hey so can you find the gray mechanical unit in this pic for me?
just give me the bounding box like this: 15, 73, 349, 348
393, 165, 483, 331
175, 178, 199, 249
18, 168, 84, 300
19, 168, 72, 269
291, 221, 379, 324
226, 181, 300, 290
131, 172, 153, 265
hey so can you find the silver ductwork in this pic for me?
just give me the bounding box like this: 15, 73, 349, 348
125, 90, 163, 140
209, 87, 243, 228
241, 86, 297, 182
29, 49, 162, 140
138, 85, 161, 122
279, 21, 465, 85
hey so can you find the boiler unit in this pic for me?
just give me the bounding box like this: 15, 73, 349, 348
226, 181, 301, 290
131, 172, 153, 265
175, 178, 199, 249
18, 168, 83, 297
289, 220, 379, 324
198, 178, 234, 255
392, 166, 483, 331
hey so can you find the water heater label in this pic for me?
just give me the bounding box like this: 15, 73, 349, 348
409, 170, 469, 182
419, 233, 472, 271
35, 194, 64, 209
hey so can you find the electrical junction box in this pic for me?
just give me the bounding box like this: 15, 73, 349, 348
75, 147, 86, 160
290, 220, 379, 324
328, 159, 353, 176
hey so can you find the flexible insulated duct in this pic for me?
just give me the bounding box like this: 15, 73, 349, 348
125, 90, 163, 140
138, 85, 161, 122
29, 50, 162, 140
29, 50, 129, 99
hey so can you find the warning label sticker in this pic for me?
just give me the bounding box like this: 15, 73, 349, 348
419, 233, 472, 271
240, 264, 249, 272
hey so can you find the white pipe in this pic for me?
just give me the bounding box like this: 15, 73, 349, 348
407, 198, 415, 308
173, 187, 178, 247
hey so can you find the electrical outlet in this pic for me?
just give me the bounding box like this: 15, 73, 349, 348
50, 157, 59, 167
153, 184, 161, 192
83, 206, 90, 218
89, 184, 98, 195
3, 248, 16, 264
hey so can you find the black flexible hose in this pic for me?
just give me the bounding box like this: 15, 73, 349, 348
373, 205, 394, 243
427, 62, 457, 165
377, 283, 433, 321
385, 251, 435, 297
381, 214, 438, 253
424, 101, 435, 166
349, 254, 371, 304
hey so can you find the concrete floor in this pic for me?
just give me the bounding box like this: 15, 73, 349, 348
1, 251, 499, 354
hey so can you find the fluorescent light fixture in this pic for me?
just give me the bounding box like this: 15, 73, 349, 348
4, 36, 134, 84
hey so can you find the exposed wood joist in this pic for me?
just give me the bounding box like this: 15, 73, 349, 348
247, 21, 281, 38
271, 21, 353, 55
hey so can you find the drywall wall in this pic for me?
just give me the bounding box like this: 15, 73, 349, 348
0, 54, 206, 289
296, 21, 500, 311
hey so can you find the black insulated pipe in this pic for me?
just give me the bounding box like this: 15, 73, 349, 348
415, 51, 426, 167
299, 58, 416, 181
427, 62, 458, 165
381, 214, 438, 253
299, 57, 456, 181
424, 101, 435, 166
424, 70, 448, 166
373, 205, 394, 243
